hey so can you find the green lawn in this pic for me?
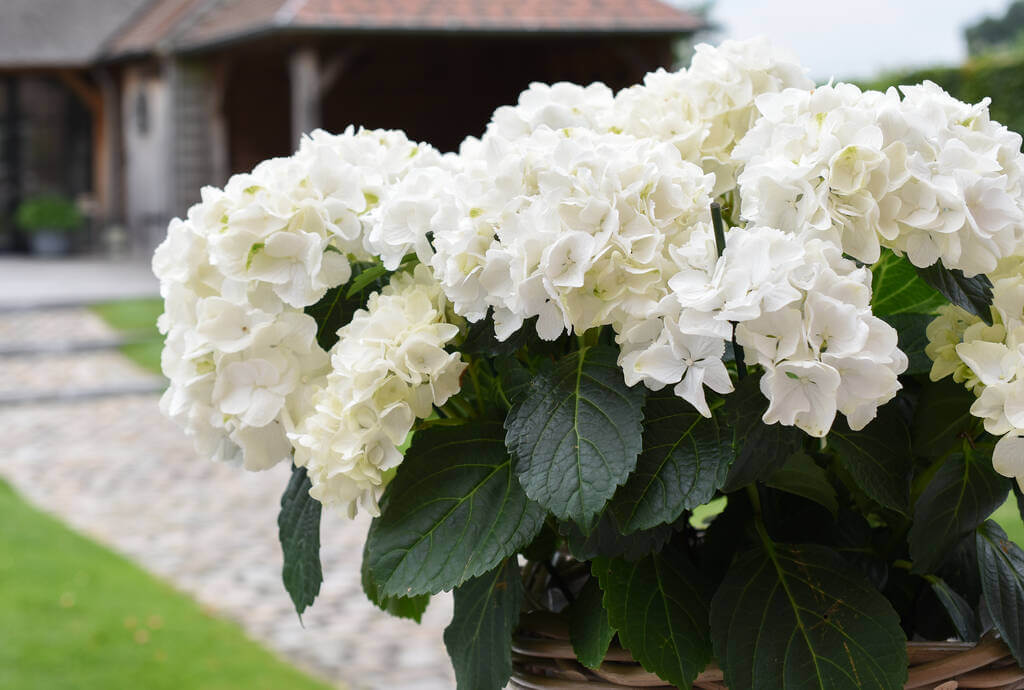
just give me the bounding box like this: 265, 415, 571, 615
90, 298, 164, 375
0, 480, 332, 690
993, 495, 1024, 546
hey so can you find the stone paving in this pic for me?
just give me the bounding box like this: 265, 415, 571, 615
0, 256, 159, 309
0, 307, 118, 347
0, 306, 455, 689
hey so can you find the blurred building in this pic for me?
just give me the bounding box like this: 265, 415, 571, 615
0, 0, 703, 255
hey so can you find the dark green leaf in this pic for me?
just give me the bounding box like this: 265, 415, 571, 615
519, 520, 558, 563
278, 466, 322, 617
569, 577, 616, 669
765, 451, 839, 517
305, 262, 392, 350
722, 375, 803, 492
494, 356, 533, 407
711, 542, 908, 689
561, 508, 675, 562
871, 250, 948, 316
977, 520, 1024, 665
366, 420, 545, 597
505, 345, 646, 523
345, 262, 389, 298
909, 450, 1008, 573
361, 542, 429, 622
460, 314, 534, 356
698, 494, 755, 583
912, 379, 978, 458
928, 576, 980, 642
443, 559, 522, 690
610, 392, 733, 533
881, 313, 935, 375
596, 540, 712, 688
916, 262, 993, 324
828, 408, 911, 514
833, 509, 889, 591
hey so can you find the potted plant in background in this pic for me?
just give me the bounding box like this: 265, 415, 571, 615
153, 38, 1024, 689
15, 193, 84, 256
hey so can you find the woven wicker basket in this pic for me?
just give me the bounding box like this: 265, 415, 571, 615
511, 611, 1024, 690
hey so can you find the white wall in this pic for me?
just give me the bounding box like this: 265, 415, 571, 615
122, 64, 171, 253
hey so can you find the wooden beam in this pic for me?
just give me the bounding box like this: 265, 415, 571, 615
55, 69, 102, 116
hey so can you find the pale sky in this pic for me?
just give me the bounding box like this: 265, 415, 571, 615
687, 0, 1013, 82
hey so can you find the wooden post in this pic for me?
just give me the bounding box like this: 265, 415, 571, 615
289, 47, 320, 146
91, 68, 123, 226
57, 69, 109, 220
208, 59, 231, 184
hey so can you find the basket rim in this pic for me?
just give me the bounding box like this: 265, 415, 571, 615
513, 610, 1024, 689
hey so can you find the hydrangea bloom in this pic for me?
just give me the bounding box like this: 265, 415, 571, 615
926, 254, 1024, 488
154, 213, 327, 471
619, 226, 906, 434
153, 37, 1024, 512
608, 37, 814, 195
430, 126, 715, 341
735, 81, 1024, 275
485, 81, 614, 141
153, 127, 447, 472
737, 238, 908, 435
290, 266, 466, 517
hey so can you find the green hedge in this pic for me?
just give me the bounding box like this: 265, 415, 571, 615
862, 54, 1024, 139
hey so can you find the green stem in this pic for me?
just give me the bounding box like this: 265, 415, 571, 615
446, 396, 474, 420
583, 326, 603, 348
893, 559, 914, 572
746, 483, 763, 517
710, 202, 747, 381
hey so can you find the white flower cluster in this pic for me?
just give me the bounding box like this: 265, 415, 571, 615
479, 39, 811, 198
290, 266, 466, 517
153, 127, 446, 471
608, 37, 814, 195
619, 227, 907, 435
735, 81, 1024, 276
430, 126, 716, 340
925, 255, 1024, 488
156, 36, 1024, 512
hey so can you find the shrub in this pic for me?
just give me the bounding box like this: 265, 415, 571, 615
14, 194, 84, 234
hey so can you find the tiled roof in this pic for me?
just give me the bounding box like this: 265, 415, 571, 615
104, 0, 211, 57
0, 0, 149, 66
107, 0, 702, 56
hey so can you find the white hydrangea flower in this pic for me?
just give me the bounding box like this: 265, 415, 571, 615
994, 431, 1024, 491
486, 81, 614, 140
925, 253, 1024, 487
431, 126, 716, 342
608, 36, 814, 196
290, 266, 467, 518
731, 236, 907, 436
619, 225, 905, 433
154, 126, 447, 472
154, 214, 327, 471
735, 81, 1024, 275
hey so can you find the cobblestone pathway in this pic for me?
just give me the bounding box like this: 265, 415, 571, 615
0, 307, 454, 689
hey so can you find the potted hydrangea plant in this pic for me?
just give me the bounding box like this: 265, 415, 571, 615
15, 193, 84, 256
154, 38, 1024, 689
